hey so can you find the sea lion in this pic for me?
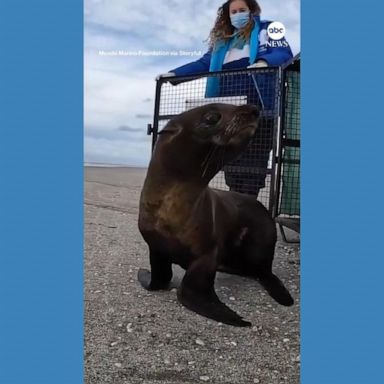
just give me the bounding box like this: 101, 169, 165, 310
138, 103, 293, 327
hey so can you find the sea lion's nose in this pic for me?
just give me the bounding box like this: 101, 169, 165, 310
237, 104, 259, 118
248, 105, 260, 118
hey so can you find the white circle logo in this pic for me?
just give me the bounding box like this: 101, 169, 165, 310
267, 21, 286, 40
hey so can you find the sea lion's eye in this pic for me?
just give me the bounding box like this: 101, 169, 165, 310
204, 112, 221, 125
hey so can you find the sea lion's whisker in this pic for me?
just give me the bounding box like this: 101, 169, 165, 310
202, 145, 218, 178
226, 116, 242, 136
220, 146, 226, 171
201, 145, 215, 168
201, 147, 211, 168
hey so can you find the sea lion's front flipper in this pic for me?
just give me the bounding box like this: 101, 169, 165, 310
177, 251, 251, 327
138, 248, 172, 291
178, 283, 251, 327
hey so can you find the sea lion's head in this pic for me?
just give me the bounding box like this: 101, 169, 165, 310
153, 103, 260, 181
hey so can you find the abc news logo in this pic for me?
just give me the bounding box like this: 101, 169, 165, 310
266, 22, 288, 47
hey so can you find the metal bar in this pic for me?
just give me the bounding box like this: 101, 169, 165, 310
273, 68, 288, 218
155, 67, 281, 85
250, 74, 265, 110
278, 223, 300, 244
224, 165, 273, 175
268, 67, 283, 215
282, 138, 300, 147
151, 79, 162, 152
282, 159, 300, 165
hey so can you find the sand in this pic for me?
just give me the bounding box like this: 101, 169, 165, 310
84, 166, 300, 384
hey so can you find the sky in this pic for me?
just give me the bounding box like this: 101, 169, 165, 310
84, 0, 300, 167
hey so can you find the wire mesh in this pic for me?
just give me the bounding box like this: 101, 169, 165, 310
278, 70, 300, 217
154, 68, 281, 211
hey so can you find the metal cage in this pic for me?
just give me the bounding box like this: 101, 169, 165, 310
147, 55, 301, 241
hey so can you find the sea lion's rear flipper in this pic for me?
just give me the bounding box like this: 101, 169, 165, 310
138, 249, 173, 291
257, 270, 294, 306
177, 254, 251, 327
240, 235, 294, 307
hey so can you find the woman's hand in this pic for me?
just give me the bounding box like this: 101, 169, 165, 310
247, 60, 268, 69
155, 72, 176, 81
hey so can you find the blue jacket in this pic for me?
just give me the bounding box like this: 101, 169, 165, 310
170, 19, 293, 110
172, 19, 292, 74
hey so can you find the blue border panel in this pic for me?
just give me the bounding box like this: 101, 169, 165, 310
0, 1, 83, 383
302, 1, 384, 383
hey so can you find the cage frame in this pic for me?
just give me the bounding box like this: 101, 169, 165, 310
146, 59, 300, 242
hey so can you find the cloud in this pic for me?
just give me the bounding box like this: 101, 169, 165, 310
85, 125, 147, 141
85, 0, 300, 54
84, 0, 300, 166
84, 68, 155, 129
84, 136, 151, 167
118, 125, 143, 132
135, 113, 152, 119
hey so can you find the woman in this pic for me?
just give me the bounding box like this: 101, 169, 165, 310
160, 0, 293, 197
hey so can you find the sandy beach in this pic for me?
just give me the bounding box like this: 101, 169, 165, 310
84, 166, 300, 384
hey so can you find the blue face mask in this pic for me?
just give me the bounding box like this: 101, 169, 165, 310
230, 11, 250, 29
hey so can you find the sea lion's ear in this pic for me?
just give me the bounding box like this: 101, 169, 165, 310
158, 122, 183, 138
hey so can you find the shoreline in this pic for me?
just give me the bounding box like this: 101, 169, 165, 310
84, 163, 147, 169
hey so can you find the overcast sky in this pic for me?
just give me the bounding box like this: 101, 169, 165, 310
84, 0, 300, 167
